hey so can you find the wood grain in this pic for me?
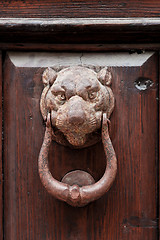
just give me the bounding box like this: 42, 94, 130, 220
0, 18, 160, 43
1, 43, 160, 52
159, 55, 160, 240
0, 52, 2, 240
0, 0, 159, 18
3, 52, 158, 240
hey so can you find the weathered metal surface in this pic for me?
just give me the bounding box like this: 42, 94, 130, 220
38, 66, 117, 207
40, 66, 114, 148
61, 170, 95, 187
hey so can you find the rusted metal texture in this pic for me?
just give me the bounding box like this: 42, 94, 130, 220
38, 66, 117, 207
40, 66, 114, 148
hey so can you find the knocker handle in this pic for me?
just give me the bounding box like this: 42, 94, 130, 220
38, 113, 117, 207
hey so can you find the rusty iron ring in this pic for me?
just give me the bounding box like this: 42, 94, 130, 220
38, 113, 117, 207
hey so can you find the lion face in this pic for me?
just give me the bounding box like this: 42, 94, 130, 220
40, 66, 114, 147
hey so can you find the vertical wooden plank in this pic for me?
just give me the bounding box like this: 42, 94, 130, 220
4, 57, 16, 240
109, 54, 158, 240
0, 52, 2, 240
159, 53, 160, 240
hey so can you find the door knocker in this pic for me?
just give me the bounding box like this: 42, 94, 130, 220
38, 66, 117, 207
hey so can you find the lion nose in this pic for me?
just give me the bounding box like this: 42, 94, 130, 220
69, 114, 85, 125
68, 100, 85, 125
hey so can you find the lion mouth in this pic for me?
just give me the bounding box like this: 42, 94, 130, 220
55, 114, 102, 146
55, 122, 98, 146
64, 132, 87, 146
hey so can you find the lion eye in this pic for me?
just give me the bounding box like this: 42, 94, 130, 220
88, 91, 98, 100
57, 93, 66, 102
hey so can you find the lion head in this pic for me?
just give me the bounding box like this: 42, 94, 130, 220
40, 66, 114, 148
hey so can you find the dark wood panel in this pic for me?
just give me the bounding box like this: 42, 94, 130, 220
0, 0, 160, 18
1, 43, 160, 52
159, 55, 160, 240
0, 52, 2, 240
4, 52, 158, 240
1, 18, 160, 43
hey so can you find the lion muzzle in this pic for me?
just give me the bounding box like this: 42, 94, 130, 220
55, 96, 97, 146
67, 96, 85, 126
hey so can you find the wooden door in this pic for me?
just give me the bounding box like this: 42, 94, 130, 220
3, 51, 158, 239
0, 52, 2, 240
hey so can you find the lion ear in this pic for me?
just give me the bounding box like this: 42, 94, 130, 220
42, 67, 57, 86
97, 67, 112, 86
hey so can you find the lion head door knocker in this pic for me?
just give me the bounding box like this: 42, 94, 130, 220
38, 66, 117, 207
